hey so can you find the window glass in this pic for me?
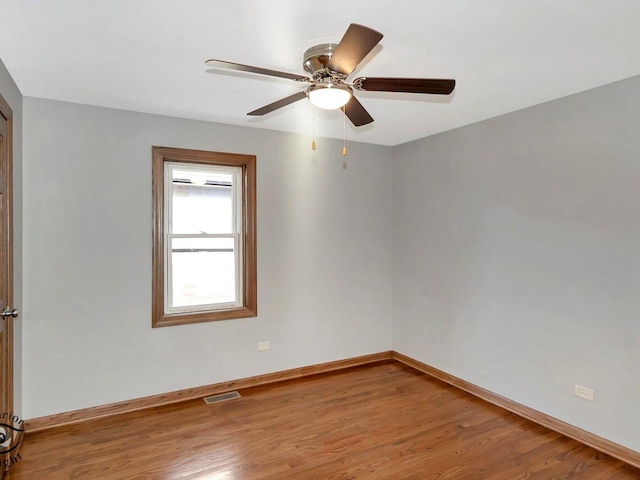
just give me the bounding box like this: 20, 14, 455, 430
170, 237, 237, 308
171, 168, 234, 234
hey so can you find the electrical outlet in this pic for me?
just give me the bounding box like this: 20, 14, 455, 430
257, 341, 270, 351
574, 384, 595, 402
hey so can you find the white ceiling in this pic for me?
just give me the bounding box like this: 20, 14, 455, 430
2, 0, 640, 146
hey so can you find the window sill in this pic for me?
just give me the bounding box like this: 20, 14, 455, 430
152, 306, 258, 328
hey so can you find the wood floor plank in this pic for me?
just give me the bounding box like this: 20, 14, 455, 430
6, 361, 639, 479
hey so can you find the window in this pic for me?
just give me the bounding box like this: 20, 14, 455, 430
152, 146, 256, 327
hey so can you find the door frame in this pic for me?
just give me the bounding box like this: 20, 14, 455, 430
0, 89, 15, 443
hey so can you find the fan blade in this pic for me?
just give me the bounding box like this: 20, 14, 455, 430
326, 24, 383, 76
343, 96, 374, 127
205, 59, 310, 82
247, 91, 307, 116
355, 77, 456, 95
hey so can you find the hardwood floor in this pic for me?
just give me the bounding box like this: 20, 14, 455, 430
6, 361, 639, 479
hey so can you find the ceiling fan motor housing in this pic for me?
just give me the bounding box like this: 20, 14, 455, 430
303, 44, 343, 79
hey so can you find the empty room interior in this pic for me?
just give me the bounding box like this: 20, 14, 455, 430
0, 1, 639, 478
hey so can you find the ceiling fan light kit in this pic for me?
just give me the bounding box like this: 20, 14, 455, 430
205, 23, 455, 128
307, 83, 353, 109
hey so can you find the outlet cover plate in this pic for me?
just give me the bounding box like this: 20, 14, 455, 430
574, 384, 595, 402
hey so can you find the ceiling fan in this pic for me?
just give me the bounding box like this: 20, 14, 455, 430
205, 23, 455, 127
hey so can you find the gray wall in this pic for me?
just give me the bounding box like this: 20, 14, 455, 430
0, 58, 23, 417
22, 97, 393, 419
12, 63, 640, 453
393, 75, 640, 451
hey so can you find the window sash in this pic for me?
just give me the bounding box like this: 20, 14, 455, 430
164, 233, 243, 314
166, 162, 241, 235
163, 163, 244, 315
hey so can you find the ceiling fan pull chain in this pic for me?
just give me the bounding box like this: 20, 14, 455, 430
342, 105, 348, 158
312, 105, 317, 151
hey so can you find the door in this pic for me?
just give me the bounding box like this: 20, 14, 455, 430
0, 91, 18, 476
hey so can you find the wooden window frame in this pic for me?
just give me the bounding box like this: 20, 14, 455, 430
152, 146, 257, 327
